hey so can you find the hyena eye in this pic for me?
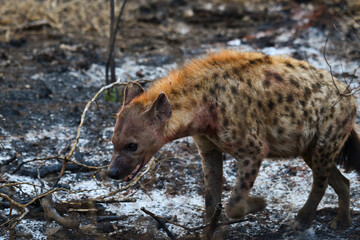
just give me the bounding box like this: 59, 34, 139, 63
125, 143, 138, 152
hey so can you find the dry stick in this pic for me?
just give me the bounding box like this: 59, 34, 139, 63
323, 30, 356, 97
0, 188, 71, 209
41, 195, 80, 229
106, 0, 115, 86
92, 150, 159, 201
333, 24, 360, 46
0, 188, 72, 232
12, 155, 66, 174
0, 182, 42, 189
55, 81, 128, 186
323, 29, 342, 95
1, 79, 154, 232
55, 78, 154, 186
8, 207, 29, 234
331, 23, 360, 93
205, 203, 222, 239
105, 0, 129, 86
139, 205, 250, 234
141, 207, 176, 240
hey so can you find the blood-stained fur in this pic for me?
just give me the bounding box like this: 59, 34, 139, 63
108, 50, 360, 231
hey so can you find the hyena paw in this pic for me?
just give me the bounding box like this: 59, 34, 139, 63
225, 196, 266, 219
292, 220, 311, 231
292, 208, 315, 231
292, 216, 313, 231
329, 216, 351, 230
225, 199, 246, 219
246, 196, 266, 214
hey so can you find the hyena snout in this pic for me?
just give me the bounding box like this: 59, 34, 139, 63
107, 155, 129, 180
107, 166, 121, 180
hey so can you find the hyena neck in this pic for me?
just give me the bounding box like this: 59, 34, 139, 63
161, 86, 217, 143
162, 101, 208, 142
134, 74, 215, 143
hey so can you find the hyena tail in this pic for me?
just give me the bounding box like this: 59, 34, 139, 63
335, 126, 360, 174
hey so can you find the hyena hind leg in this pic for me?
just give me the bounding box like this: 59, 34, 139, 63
328, 164, 351, 230
294, 150, 332, 230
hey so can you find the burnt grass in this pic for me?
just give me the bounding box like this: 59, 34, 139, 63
1, 0, 360, 239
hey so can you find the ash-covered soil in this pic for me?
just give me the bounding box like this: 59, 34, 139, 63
0, 0, 360, 239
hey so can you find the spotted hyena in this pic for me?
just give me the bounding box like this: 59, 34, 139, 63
108, 50, 360, 232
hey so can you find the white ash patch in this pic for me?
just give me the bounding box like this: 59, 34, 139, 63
81, 59, 175, 87
4, 173, 46, 194
262, 46, 295, 57
30, 57, 175, 89
23, 125, 73, 144
227, 39, 242, 46
0, 128, 15, 163
101, 188, 204, 235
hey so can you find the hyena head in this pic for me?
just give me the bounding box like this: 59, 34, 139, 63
108, 82, 172, 180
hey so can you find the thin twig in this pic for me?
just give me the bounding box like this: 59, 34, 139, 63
323, 30, 356, 97
12, 155, 66, 174
56, 78, 153, 182
1, 79, 157, 233
205, 203, 222, 239
8, 207, 29, 233
141, 207, 176, 240
138, 206, 251, 234
0, 188, 71, 209
323, 30, 342, 95
92, 150, 160, 201
55, 80, 128, 186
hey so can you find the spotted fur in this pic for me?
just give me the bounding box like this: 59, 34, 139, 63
108, 50, 360, 232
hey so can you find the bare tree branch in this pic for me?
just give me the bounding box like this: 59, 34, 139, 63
41, 195, 80, 229
204, 203, 222, 239
323, 30, 358, 97
105, 0, 129, 87
141, 207, 176, 240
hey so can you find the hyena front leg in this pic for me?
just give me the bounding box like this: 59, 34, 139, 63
225, 143, 266, 219
193, 135, 223, 223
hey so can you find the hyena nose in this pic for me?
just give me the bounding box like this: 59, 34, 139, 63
108, 167, 121, 180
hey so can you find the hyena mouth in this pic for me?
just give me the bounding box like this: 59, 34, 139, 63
123, 160, 144, 181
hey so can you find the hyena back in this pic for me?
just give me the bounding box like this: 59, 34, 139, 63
108, 50, 360, 231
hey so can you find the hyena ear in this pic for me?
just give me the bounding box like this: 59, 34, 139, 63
148, 93, 172, 124
123, 82, 145, 106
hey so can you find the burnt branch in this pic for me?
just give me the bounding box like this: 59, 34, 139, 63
105, 0, 129, 88
41, 195, 80, 229
55, 80, 128, 186
55, 78, 154, 186
141, 207, 176, 240
1, 78, 155, 235
12, 155, 66, 174
89, 151, 162, 201
204, 203, 222, 239
323, 29, 360, 97
137, 204, 251, 236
